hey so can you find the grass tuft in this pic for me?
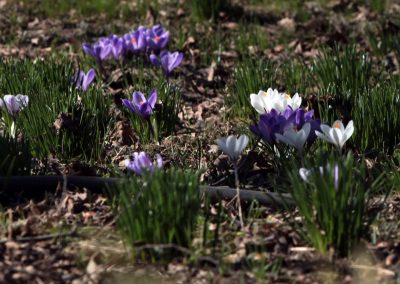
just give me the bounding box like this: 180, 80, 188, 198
113, 168, 201, 251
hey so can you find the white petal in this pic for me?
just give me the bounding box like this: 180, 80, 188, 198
344, 120, 354, 140
299, 168, 311, 182
225, 135, 237, 160
250, 94, 267, 114
258, 90, 268, 96
236, 134, 249, 154
320, 124, 332, 137
290, 93, 302, 110
216, 137, 228, 154
316, 130, 332, 143
330, 128, 343, 148
301, 123, 311, 138
275, 133, 294, 147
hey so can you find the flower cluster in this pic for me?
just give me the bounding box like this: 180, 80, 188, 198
82, 24, 170, 61
250, 106, 321, 146
249, 88, 354, 154
250, 88, 302, 114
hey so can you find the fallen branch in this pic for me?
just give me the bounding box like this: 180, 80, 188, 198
0, 176, 295, 209
0, 228, 77, 244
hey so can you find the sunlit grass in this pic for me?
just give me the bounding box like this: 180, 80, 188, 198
0, 57, 113, 165
112, 168, 201, 251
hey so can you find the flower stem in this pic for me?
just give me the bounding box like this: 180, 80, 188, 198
299, 150, 305, 168
233, 161, 244, 228
147, 119, 157, 144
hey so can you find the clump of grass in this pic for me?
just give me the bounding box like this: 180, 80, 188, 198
366, 0, 388, 13
227, 58, 277, 119
21, 0, 127, 18
352, 77, 400, 154
137, 0, 160, 17
190, 0, 229, 21
279, 58, 309, 95
196, 26, 225, 66
0, 58, 113, 165
121, 73, 182, 144
236, 22, 269, 57
0, 136, 31, 176
312, 45, 373, 109
365, 17, 400, 58
113, 168, 201, 250
288, 152, 387, 257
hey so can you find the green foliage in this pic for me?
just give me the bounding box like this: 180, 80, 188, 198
190, 0, 229, 21
365, 0, 387, 13
288, 152, 387, 257
279, 58, 309, 95
113, 168, 201, 249
0, 58, 113, 164
366, 18, 400, 58
236, 22, 269, 57
0, 136, 31, 176
352, 77, 400, 154
21, 0, 126, 18
196, 26, 225, 66
227, 58, 277, 119
122, 75, 182, 144
312, 45, 373, 107
137, 0, 160, 17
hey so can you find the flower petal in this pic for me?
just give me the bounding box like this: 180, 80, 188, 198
132, 91, 146, 108
82, 69, 96, 91
235, 134, 249, 155
343, 120, 354, 140
147, 89, 158, 109
225, 135, 237, 160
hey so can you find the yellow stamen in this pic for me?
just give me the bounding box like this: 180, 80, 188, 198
334, 121, 341, 129
154, 36, 160, 43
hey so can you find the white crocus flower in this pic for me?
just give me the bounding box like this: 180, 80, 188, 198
216, 134, 249, 228
275, 123, 311, 152
315, 120, 354, 153
216, 134, 249, 162
250, 88, 302, 114
287, 92, 302, 110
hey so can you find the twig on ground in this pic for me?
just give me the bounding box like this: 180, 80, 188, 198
0, 176, 296, 209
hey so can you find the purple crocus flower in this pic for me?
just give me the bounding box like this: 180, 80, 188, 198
150, 51, 183, 76
250, 106, 321, 145
250, 109, 286, 144
122, 89, 157, 120
0, 94, 29, 118
124, 28, 147, 54
73, 69, 96, 91
281, 107, 321, 143
82, 41, 112, 62
109, 35, 124, 59
124, 151, 163, 175
146, 24, 169, 51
